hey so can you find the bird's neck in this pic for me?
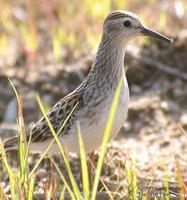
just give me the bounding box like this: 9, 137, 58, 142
92, 34, 126, 80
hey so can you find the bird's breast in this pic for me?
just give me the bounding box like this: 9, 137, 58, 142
77, 76, 130, 152
58, 76, 130, 153
110, 76, 130, 137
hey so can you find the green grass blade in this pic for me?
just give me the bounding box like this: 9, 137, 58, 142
125, 159, 138, 200
28, 175, 35, 200
50, 158, 75, 200
8, 77, 20, 102
23, 129, 32, 176
91, 79, 122, 200
29, 100, 78, 178
8, 78, 25, 172
0, 140, 16, 198
36, 96, 81, 199
59, 187, 66, 200
164, 165, 169, 200
8, 79, 26, 165
175, 159, 185, 200
8, 77, 29, 198
77, 121, 90, 200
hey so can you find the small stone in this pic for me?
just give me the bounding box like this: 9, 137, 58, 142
180, 113, 187, 127
131, 85, 142, 94
160, 101, 169, 112
36, 168, 47, 179
160, 140, 170, 148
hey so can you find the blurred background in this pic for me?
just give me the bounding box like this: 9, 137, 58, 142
0, 0, 186, 64
0, 0, 187, 192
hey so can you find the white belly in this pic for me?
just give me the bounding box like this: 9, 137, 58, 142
30, 77, 129, 154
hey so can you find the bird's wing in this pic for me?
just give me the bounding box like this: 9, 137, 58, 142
4, 91, 83, 149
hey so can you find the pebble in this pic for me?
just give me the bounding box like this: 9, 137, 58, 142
36, 168, 47, 179
160, 101, 169, 112
131, 85, 142, 94
180, 113, 187, 127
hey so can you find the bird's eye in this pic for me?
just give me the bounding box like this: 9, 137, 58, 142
123, 20, 131, 27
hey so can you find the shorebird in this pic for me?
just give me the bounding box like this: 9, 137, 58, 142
4, 10, 172, 154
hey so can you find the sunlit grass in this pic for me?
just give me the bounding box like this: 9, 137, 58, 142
125, 158, 138, 200
0, 79, 35, 199
0, 78, 124, 199
0, 0, 185, 62
175, 158, 185, 200
77, 121, 89, 200
36, 96, 81, 199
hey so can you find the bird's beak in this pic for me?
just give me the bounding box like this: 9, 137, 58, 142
141, 27, 173, 43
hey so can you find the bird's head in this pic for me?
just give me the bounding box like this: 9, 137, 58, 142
103, 10, 173, 44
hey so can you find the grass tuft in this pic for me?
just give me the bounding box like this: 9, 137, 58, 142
36, 95, 82, 199
77, 121, 90, 200
91, 79, 122, 200
125, 158, 138, 200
